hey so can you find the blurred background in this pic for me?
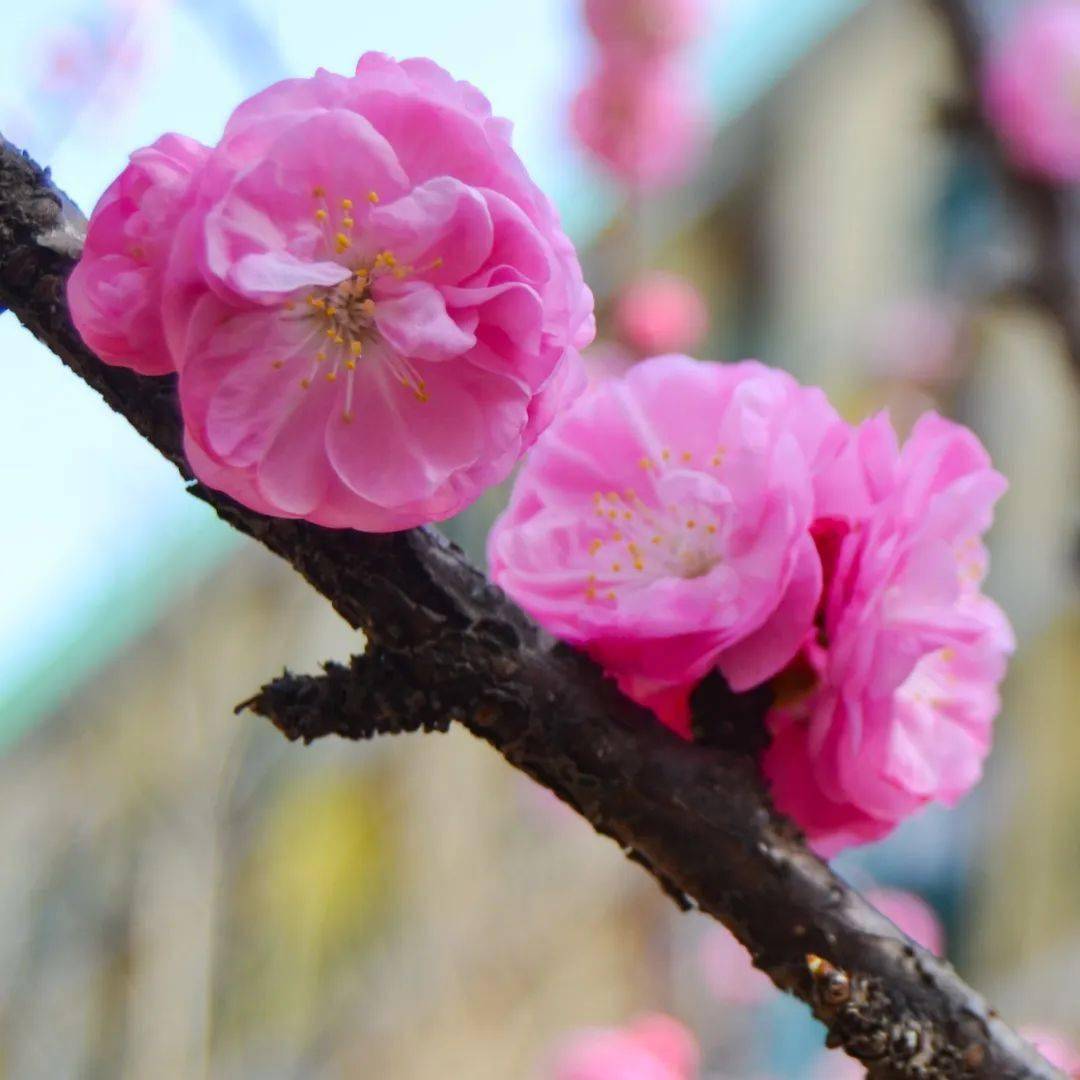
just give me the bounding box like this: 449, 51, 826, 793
1, 0, 1078, 1077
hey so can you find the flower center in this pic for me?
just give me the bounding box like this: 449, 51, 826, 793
582, 446, 728, 603
272, 185, 441, 423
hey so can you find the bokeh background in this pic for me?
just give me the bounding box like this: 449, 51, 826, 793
1, 1, 1078, 1077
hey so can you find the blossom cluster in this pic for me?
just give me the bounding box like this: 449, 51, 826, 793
571, 0, 708, 190
489, 356, 1012, 853
70, 54, 1011, 855
69, 54, 593, 532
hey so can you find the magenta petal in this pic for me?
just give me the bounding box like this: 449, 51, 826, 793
228, 251, 350, 296
368, 176, 494, 283
326, 351, 509, 505
718, 534, 822, 692
374, 281, 476, 362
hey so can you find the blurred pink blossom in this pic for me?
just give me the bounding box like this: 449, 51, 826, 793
582, 341, 637, 386
864, 888, 945, 956
764, 412, 1014, 855
583, 0, 707, 59
550, 1014, 698, 1080
699, 925, 776, 1007
1020, 1028, 1080, 1075
571, 60, 705, 191
615, 273, 709, 355
984, 0, 1080, 181
863, 297, 964, 387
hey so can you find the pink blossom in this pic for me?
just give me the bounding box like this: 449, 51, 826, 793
615, 273, 709, 355
550, 1014, 698, 1080
72, 54, 594, 532
984, 1, 1080, 182
699, 925, 776, 1007
764, 412, 1014, 855
571, 60, 705, 191
68, 134, 209, 375
582, 341, 637, 386
488, 356, 859, 737
1020, 1027, 1080, 1076
583, 0, 707, 58
864, 888, 945, 955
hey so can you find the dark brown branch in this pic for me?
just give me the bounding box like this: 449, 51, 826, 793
0, 132, 1062, 1078
930, 0, 1080, 380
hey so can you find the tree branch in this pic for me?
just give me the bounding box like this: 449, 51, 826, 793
0, 132, 1062, 1078
930, 0, 1080, 381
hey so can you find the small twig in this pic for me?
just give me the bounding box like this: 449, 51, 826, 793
929, 0, 1080, 381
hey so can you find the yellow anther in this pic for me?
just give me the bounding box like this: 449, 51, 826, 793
706, 524, 717, 535
623, 511, 632, 520
316, 350, 327, 363
639, 457, 652, 470
335, 233, 351, 252
341, 198, 353, 210
651, 535, 662, 544
612, 531, 624, 542
315, 208, 328, 221
661, 449, 671, 462
333, 333, 345, 345
430, 256, 444, 269
686, 520, 697, 529
350, 340, 363, 356
342, 411, 354, 423
326, 328, 337, 339
634, 561, 644, 571
343, 216, 355, 229
345, 360, 357, 371
681, 451, 692, 463
300, 377, 312, 389
711, 456, 723, 467
324, 305, 336, 317
611, 563, 622, 573
312, 185, 325, 197
326, 371, 337, 382
585, 587, 597, 600
368, 190, 380, 204
605, 591, 616, 601
360, 299, 376, 317
588, 539, 603, 555
271, 359, 284, 370
414, 389, 430, 403
309, 295, 325, 308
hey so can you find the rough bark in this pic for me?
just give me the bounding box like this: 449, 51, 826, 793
0, 130, 1062, 1078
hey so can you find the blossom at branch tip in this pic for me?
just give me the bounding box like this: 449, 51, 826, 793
68, 133, 210, 375
549, 1014, 698, 1080
615, 272, 709, 355
763, 412, 1014, 855
69, 53, 594, 533
488, 355, 863, 737
571, 59, 706, 191
984, 0, 1080, 182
